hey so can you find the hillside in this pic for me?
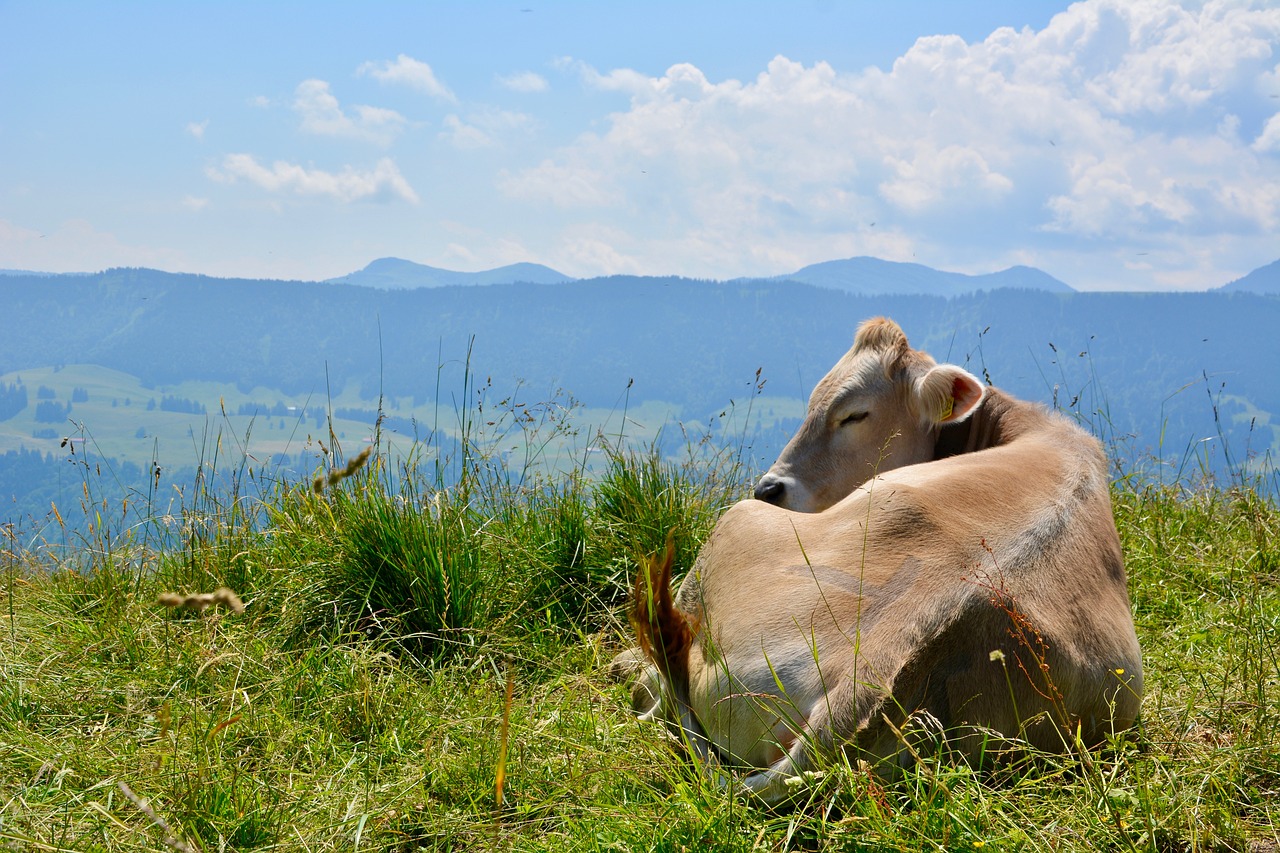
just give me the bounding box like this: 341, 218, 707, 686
0, 269, 1274, 431
1, 266, 1278, 529
1220, 258, 1280, 294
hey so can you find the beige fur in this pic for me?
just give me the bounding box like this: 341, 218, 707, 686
624, 318, 1143, 803
753, 316, 986, 512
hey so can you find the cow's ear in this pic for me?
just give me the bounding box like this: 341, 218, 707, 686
916, 365, 985, 425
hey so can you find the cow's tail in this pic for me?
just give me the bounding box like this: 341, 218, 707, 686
630, 536, 721, 770
630, 534, 694, 697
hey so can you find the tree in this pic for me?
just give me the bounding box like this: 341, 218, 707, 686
0, 382, 28, 420
34, 400, 70, 423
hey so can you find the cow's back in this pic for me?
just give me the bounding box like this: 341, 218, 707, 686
681, 399, 1142, 767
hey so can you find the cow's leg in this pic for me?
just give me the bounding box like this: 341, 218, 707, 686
612, 646, 735, 786
738, 670, 959, 803
740, 591, 1015, 803
737, 674, 876, 803
609, 648, 666, 718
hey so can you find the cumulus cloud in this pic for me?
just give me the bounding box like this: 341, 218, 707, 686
500, 159, 616, 208
880, 146, 1014, 214
440, 108, 536, 149
358, 54, 456, 102
518, 0, 1280, 286
1254, 112, 1280, 152
186, 120, 208, 140
441, 116, 492, 150
293, 79, 408, 146
207, 154, 420, 204
498, 71, 549, 93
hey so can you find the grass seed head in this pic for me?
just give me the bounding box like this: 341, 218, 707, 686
313, 446, 374, 494
157, 586, 245, 614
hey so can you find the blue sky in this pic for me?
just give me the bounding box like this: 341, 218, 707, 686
2, 1, 1278, 290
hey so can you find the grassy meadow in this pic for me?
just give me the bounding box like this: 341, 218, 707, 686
1, 389, 1278, 852
0, 363, 805, 477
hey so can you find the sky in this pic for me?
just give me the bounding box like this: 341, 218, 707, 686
1, 1, 1278, 291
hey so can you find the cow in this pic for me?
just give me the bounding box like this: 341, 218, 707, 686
753, 316, 987, 513
627, 317, 1144, 804
614, 318, 987, 705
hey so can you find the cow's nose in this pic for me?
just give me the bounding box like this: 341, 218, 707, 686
754, 475, 786, 504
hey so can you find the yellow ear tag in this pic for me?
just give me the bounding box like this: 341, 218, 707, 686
939, 396, 954, 421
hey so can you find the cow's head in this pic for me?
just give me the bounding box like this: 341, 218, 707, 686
754, 317, 985, 512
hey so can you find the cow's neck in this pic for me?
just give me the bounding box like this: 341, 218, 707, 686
934, 387, 1029, 457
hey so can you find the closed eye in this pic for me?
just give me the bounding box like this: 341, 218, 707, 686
839, 412, 869, 426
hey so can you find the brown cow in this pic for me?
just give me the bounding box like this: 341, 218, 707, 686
630, 317, 1143, 803
753, 317, 987, 512
617, 319, 985, 697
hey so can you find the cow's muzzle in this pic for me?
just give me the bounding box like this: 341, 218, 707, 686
753, 473, 788, 504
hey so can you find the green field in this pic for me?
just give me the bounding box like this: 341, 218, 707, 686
1, 363, 805, 481
2, 364, 369, 466
1, 393, 1276, 851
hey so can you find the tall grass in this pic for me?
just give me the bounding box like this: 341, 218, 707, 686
267, 458, 488, 666
1, 373, 1277, 851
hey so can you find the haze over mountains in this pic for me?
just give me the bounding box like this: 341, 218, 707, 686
759, 257, 1074, 296
318, 255, 1081, 296
1, 253, 1278, 530
309, 254, 1280, 295
315, 253, 1280, 295
7, 254, 1280, 294
325, 257, 574, 289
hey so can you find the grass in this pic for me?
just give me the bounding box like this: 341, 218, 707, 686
1, 392, 1278, 852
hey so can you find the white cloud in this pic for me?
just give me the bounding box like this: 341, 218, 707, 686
186, 120, 208, 140
1059, 0, 1280, 114
293, 79, 408, 146
443, 242, 479, 265
440, 108, 536, 149
499, 158, 616, 208
880, 145, 1014, 214
432, 224, 544, 271
555, 56, 657, 96
442, 115, 493, 149
358, 54, 456, 102
207, 154, 420, 204
561, 238, 640, 276
1254, 111, 1280, 152
498, 71, 549, 93
182, 195, 209, 212
0, 218, 186, 273
554, 224, 645, 275
516, 0, 1280, 286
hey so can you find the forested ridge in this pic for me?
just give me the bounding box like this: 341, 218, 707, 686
2, 268, 1278, 530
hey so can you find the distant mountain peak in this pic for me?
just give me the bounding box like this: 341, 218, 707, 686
767, 256, 1073, 296
364, 257, 427, 273
327, 257, 574, 289
1219, 258, 1280, 294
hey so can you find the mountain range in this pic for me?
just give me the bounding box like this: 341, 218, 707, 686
760, 257, 1074, 295
320, 255, 1080, 295
1, 266, 1276, 443
7, 254, 1280, 295
324, 257, 573, 289
319, 254, 1280, 295
1, 260, 1278, 529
